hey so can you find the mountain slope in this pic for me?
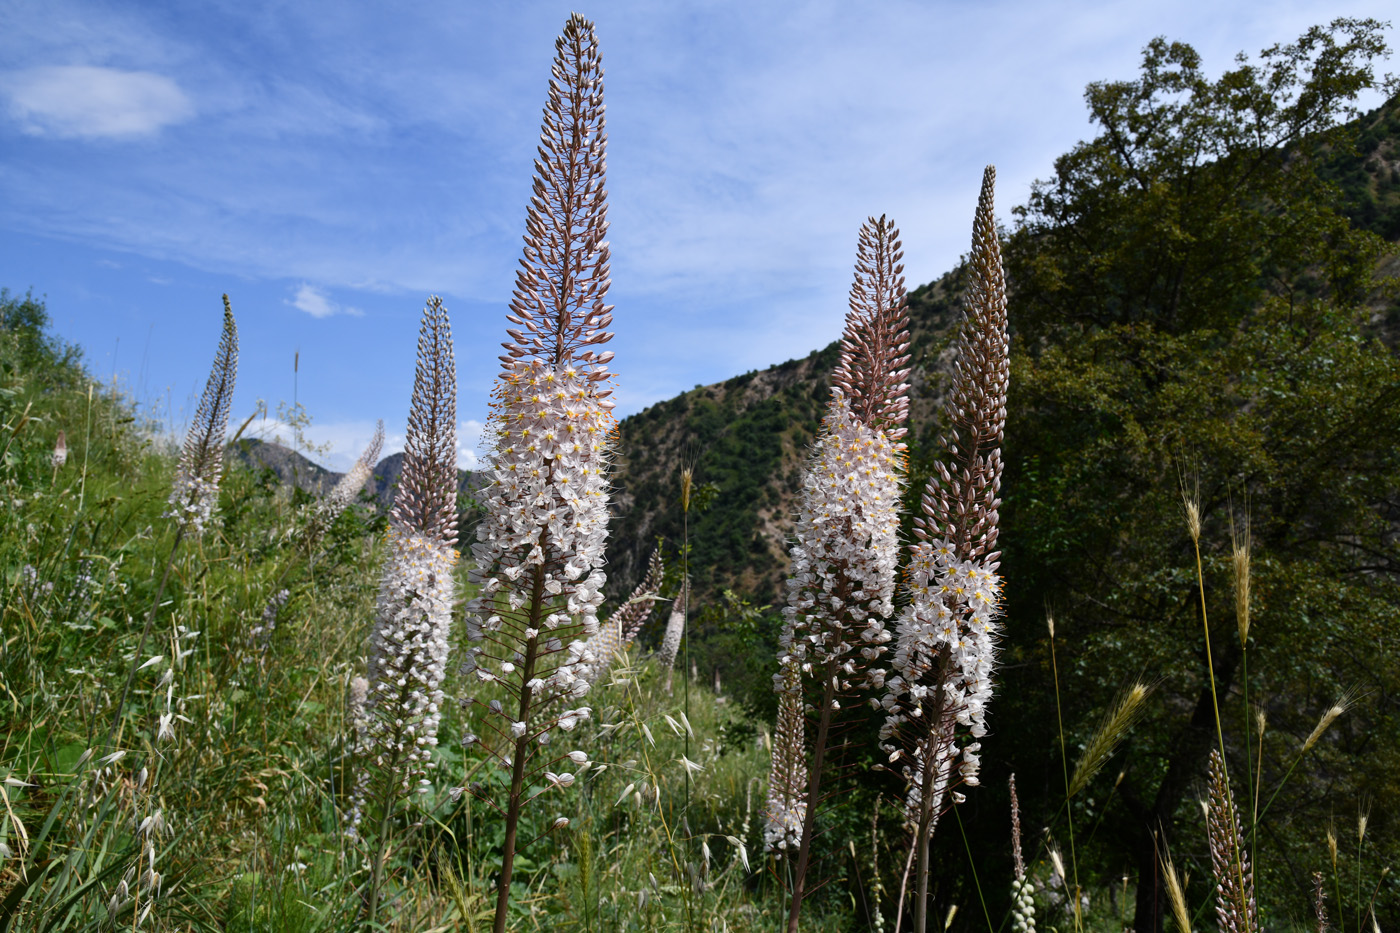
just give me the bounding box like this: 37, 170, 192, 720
605, 267, 969, 606
604, 93, 1400, 608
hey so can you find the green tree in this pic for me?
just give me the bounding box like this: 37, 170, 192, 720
997, 20, 1400, 931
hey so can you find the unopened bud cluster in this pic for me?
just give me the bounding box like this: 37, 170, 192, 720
763, 660, 808, 853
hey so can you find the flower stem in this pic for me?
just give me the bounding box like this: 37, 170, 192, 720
785, 660, 838, 933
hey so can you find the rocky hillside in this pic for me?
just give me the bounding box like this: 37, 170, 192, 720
229, 438, 478, 510
604, 267, 971, 607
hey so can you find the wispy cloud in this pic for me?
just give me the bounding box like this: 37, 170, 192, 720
3, 0, 1395, 438
289, 283, 362, 318
1, 65, 193, 138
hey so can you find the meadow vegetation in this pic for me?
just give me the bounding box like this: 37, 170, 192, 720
3, 13, 1400, 933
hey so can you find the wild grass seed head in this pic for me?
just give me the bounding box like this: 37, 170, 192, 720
1067, 682, 1150, 798
1304, 689, 1355, 752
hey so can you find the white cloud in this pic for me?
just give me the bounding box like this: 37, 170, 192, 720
289, 283, 363, 318
457, 419, 485, 471
1, 65, 193, 138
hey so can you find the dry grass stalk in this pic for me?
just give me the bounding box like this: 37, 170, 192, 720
1231, 511, 1251, 645
1314, 871, 1329, 933
1164, 851, 1192, 933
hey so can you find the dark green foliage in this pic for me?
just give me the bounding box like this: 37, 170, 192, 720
995, 19, 1400, 930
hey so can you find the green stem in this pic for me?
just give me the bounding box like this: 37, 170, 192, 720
1049, 628, 1080, 933
365, 744, 404, 926
785, 661, 839, 933
952, 803, 992, 932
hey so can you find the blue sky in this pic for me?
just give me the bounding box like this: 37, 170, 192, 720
2, 1, 1394, 470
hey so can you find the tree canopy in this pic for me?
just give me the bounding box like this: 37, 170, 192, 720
992, 18, 1400, 930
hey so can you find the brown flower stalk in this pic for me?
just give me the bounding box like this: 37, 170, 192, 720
883, 167, 1009, 933
1207, 750, 1258, 933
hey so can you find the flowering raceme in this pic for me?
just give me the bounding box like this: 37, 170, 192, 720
780, 392, 903, 684
350, 297, 458, 842
167, 296, 238, 535
465, 358, 613, 708
322, 420, 384, 523
880, 540, 1001, 818
880, 166, 1009, 933
774, 215, 910, 930
459, 15, 615, 932
581, 546, 663, 685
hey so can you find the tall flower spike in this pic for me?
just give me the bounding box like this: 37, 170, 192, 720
351, 298, 458, 837
580, 546, 664, 685
167, 296, 238, 535
779, 216, 909, 931
881, 167, 1008, 933
1207, 750, 1258, 933
1009, 774, 1036, 933
464, 16, 615, 932
657, 578, 688, 672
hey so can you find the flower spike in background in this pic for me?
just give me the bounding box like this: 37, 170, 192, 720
881, 166, 1009, 933
167, 295, 238, 535
354, 296, 458, 923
